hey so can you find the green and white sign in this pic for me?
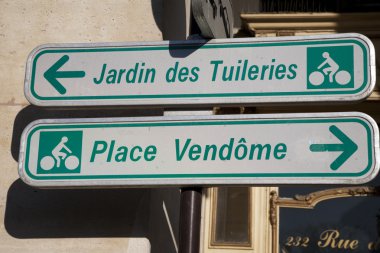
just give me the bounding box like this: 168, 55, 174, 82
24, 33, 375, 107
18, 112, 379, 188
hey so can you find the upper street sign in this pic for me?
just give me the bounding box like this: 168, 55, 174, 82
18, 112, 379, 188
24, 33, 375, 107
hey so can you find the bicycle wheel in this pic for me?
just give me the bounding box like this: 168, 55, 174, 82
335, 70, 351, 85
40, 156, 55, 170
308, 71, 324, 86
65, 155, 80, 170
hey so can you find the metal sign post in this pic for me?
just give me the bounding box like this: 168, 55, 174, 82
179, 187, 202, 253
24, 34, 375, 107
179, 1, 237, 247
18, 112, 379, 188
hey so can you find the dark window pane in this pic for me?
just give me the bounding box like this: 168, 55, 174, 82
213, 187, 251, 245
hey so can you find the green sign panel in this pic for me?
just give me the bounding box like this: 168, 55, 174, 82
37, 131, 83, 174
307, 46, 354, 89
24, 34, 375, 107
18, 112, 379, 188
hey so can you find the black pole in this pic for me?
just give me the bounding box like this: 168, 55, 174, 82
178, 1, 234, 251
179, 187, 202, 253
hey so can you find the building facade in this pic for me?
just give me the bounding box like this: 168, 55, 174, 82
0, 1, 379, 252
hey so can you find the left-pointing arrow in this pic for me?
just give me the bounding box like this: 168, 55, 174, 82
43, 55, 85, 95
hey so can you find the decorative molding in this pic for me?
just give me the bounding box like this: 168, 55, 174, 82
269, 191, 279, 253
241, 13, 380, 37
272, 186, 380, 209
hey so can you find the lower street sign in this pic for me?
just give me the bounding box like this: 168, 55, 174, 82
18, 112, 379, 188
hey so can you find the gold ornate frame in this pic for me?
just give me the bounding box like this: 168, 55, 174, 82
269, 186, 380, 253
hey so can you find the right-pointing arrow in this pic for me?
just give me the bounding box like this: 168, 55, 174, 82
309, 125, 358, 171
44, 55, 85, 95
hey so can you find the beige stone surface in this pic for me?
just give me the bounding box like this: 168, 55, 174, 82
0, 0, 162, 252
0, 0, 163, 105
0, 237, 149, 253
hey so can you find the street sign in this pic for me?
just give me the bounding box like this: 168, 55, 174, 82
18, 112, 379, 188
25, 33, 375, 107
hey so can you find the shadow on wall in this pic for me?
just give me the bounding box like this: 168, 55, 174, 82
151, 0, 209, 58
8, 105, 180, 253
8, 106, 160, 239
4, 179, 150, 238
151, 0, 163, 34
4, 180, 180, 253
4, 0, 186, 249
151, 0, 188, 40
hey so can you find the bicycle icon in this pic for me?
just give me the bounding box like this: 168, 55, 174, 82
39, 136, 80, 171
308, 52, 351, 86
